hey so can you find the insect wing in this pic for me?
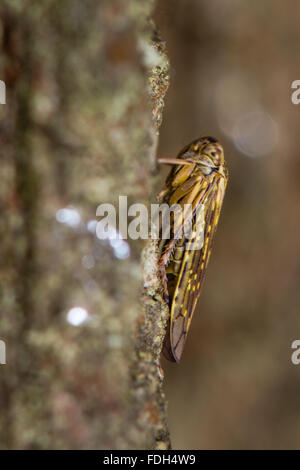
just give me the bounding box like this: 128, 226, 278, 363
168, 175, 227, 362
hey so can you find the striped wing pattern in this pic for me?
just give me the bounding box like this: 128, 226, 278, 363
168, 175, 226, 362
159, 136, 228, 362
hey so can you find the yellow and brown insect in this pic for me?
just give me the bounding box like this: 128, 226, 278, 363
158, 136, 228, 363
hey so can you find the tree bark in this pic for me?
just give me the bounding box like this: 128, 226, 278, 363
0, 0, 170, 449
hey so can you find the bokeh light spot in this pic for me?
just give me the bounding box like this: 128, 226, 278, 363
66, 307, 89, 326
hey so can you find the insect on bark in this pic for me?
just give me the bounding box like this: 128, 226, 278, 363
157, 136, 228, 363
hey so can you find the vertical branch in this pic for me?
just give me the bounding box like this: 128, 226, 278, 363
130, 27, 171, 450
0, 0, 171, 450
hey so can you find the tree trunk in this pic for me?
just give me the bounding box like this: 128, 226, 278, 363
0, 0, 170, 450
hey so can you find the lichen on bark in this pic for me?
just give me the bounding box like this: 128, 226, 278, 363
0, 0, 170, 450
129, 17, 171, 452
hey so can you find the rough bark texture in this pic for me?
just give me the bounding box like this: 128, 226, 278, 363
0, 0, 170, 449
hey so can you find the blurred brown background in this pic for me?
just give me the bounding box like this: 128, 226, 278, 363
155, 0, 300, 449
1, 0, 300, 451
